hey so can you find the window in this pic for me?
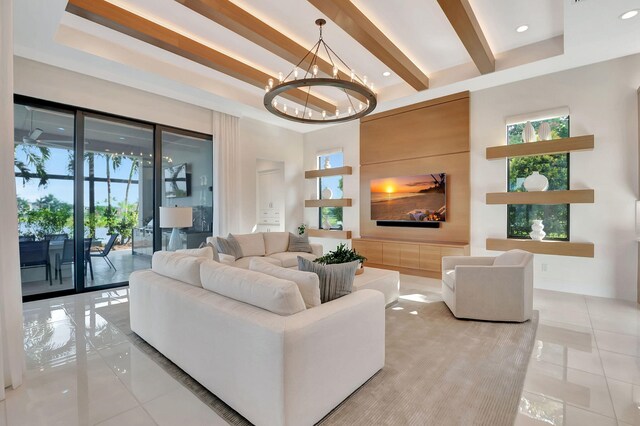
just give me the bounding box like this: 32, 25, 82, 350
507, 115, 570, 240
318, 151, 344, 230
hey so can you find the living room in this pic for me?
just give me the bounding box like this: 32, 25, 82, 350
1, 0, 640, 425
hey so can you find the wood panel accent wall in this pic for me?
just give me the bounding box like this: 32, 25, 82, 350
359, 92, 470, 243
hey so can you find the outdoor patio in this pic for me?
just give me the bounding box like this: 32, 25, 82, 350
20, 249, 150, 297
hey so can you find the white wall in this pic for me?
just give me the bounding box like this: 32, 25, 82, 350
303, 122, 360, 252
14, 57, 212, 134
302, 54, 640, 300
472, 54, 640, 301
238, 117, 304, 234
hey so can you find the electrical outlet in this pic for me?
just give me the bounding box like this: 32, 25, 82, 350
541, 263, 548, 272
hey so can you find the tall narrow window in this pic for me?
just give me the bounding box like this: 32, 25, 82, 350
507, 115, 570, 240
317, 150, 344, 230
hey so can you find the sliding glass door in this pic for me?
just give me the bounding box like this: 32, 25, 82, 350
15, 97, 213, 301
15, 103, 76, 297
83, 114, 154, 288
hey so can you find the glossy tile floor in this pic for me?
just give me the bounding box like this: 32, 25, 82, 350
4, 275, 640, 425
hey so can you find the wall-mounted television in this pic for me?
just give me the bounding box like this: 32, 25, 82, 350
370, 173, 446, 224
164, 163, 190, 198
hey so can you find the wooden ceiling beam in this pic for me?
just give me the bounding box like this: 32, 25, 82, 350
308, 0, 429, 91
65, 0, 335, 112
436, 0, 495, 74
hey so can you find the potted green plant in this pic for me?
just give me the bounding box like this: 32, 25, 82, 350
297, 223, 307, 236
313, 243, 367, 275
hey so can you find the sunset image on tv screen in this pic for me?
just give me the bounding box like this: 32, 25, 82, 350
370, 173, 446, 222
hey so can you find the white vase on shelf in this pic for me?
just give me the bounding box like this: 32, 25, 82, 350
538, 122, 552, 141
321, 216, 331, 230
530, 220, 546, 241
523, 171, 549, 192
522, 121, 536, 143
321, 187, 333, 199
323, 158, 332, 169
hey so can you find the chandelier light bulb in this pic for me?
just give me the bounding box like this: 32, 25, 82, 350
268, 78, 274, 88
294, 67, 299, 79
363, 75, 368, 85
350, 69, 355, 81
348, 106, 353, 115
283, 104, 288, 113
370, 83, 374, 92
322, 110, 327, 119
332, 66, 338, 78
278, 72, 284, 83
358, 102, 363, 111
273, 99, 278, 108
335, 108, 340, 117
312, 64, 319, 77
265, 85, 270, 93
295, 108, 299, 116
308, 110, 313, 118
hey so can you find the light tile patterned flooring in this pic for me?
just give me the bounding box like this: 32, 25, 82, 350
3, 275, 640, 425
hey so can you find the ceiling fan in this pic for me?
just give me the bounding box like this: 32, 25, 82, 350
22, 106, 43, 144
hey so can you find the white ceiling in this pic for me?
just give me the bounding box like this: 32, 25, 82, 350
12, 0, 640, 133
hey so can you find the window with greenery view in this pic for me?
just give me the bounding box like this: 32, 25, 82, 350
318, 151, 343, 230
507, 116, 570, 240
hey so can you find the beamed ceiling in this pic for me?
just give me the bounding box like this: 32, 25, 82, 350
12, 0, 640, 132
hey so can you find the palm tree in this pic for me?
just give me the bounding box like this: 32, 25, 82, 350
15, 143, 51, 187
123, 156, 139, 213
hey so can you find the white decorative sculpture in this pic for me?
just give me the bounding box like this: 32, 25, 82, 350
530, 220, 546, 241
523, 171, 549, 192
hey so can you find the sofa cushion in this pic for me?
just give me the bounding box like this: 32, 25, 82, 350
442, 269, 456, 291
297, 257, 358, 303
231, 233, 266, 258
493, 249, 529, 266
152, 251, 207, 287
263, 232, 290, 256
288, 233, 312, 253
233, 256, 281, 269
200, 260, 306, 316
249, 258, 321, 308
197, 241, 221, 262
269, 252, 316, 268
177, 246, 216, 261
216, 234, 242, 259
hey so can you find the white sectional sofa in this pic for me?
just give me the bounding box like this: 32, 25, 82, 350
207, 232, 323, 269
129, 251, 385, 426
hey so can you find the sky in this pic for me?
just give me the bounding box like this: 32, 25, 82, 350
318, 151, 344, 198
370, 174, 441, 194
15, 146, 142, 206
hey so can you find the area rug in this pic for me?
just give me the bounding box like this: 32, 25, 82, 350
97, 288, 538, 426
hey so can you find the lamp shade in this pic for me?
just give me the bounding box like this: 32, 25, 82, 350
159, 206, 193, 228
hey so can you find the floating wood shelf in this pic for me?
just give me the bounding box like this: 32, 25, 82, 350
486, 135, 594, 159
304, 166, 353, 179
305, 199, 352, 208
486, 189, 594, 205
486, 238, 594, 258
307, 229, 352, 239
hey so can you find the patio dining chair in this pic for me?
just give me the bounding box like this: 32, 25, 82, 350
19, 235, 35, 242
55, 238, 94, 284
19, 240, 52, 286
91, 234, 118, 271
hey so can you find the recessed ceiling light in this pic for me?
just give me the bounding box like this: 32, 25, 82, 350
57, 127, 65, 131
382, 71, 391, 77
119, 137, 126, 140
516, 25, 529, 33
620, 9, 638, 20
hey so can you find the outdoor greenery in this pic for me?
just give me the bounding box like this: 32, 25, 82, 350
320, 176, 344, 229
507, 117, 569, 240
17, 144, 141, 245
314, 243, 367, 265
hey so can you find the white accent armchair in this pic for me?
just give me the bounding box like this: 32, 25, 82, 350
441, 249, 534, 322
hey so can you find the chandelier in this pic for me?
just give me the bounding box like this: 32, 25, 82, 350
263, 19, 377, 124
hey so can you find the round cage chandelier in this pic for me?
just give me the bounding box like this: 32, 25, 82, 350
263, 19, 377, 124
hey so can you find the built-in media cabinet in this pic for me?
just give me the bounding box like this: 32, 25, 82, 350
352, 238, 469, 279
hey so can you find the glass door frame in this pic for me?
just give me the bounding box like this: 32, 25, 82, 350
16, 95, 213, 302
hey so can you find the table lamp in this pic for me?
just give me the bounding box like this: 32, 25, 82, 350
159, 206, 192, 251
